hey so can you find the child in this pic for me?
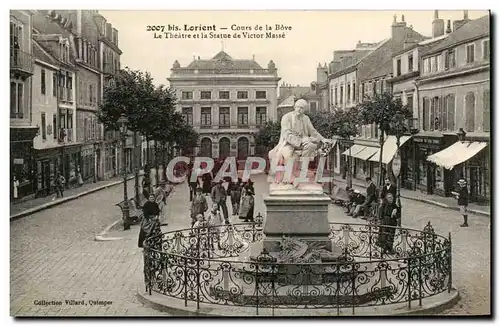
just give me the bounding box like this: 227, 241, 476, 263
193, 214, 206, 229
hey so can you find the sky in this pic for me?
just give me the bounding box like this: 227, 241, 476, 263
94, 10, 485, 87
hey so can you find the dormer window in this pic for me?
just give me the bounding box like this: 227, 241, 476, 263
59, 39, 69, 63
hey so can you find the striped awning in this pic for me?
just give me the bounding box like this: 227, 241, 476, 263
342, 144, 365, 157
427, 141, 488, 170
353, 146, 379, 161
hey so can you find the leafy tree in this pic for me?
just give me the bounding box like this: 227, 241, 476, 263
255, 120, 282, 153
306, 110, 338, 139
358, 92, 413, 186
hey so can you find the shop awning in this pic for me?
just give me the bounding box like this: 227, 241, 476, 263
369, 135, 412, 164
342, 144, 365, 157
427, 141, 488, 170
353, 146, 379, 161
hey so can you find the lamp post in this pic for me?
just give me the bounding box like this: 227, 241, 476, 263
118, 113, 130, 231
390, 113, 407, 226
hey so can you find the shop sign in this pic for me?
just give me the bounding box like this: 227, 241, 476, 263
392, 151, 401, 178
13, 158, 24, 164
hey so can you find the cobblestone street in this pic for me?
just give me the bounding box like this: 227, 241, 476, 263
10, 175, 490, 316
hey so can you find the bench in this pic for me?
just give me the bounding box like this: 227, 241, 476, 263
116, 198, 143, 224
331, 186, 350, 206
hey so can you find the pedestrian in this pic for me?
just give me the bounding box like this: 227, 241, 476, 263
351, 177, 376, 219
380, 177, 397, 199
206, 203, 223, 250
138, 194, 161, 248
376, 192, 399, 254
228, 179, 242, 216
239, 186, 255, 222
347, 189, 365, 216
211, 180, 229, 224
451, 178, 470, 227
187, 166, 199, 202
12, 176, 19, 200
154, 183, 167, 224
202, 171, 213, 195
142, 175, 151, 199
54, 172, 66, 199
190, 187, 208, 228
76, 168, 84, 187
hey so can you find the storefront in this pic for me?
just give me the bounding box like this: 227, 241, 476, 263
427, 138, 490, 203
34, 147, 62, 197
81, 144, 95, 183
11, 127, 38, 201
368, 135, 412, 186
414, 133, 456, 196
104, 142, 117, 179
62, 145, 82, 189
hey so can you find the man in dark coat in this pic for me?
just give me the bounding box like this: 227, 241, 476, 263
211, 180, 229, 224
352, 177, 377, 219
451, 178, 470, 227
380, 177, 397, 199
138, 194, 161, 248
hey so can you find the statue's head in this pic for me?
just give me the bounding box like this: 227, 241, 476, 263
294, 99, 308, 115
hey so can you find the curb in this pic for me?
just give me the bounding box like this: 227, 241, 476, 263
331, 178, 490, 218
136, 285, 460, 316
93, 184, 179, 241
10, 173, 143, 221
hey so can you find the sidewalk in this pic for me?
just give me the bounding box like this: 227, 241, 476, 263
10, 172, 144, 221
331, 177, 490, 217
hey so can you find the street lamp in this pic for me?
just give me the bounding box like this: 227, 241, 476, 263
118, 113, 130, 231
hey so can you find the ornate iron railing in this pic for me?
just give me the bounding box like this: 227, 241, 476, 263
143, 216, 452, 315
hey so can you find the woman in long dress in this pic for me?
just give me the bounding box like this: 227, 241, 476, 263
138, 194, 162, 248
376, 193, 399, 254
238, 187, 255, 222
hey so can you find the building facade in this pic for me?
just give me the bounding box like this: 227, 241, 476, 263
31, 37, 77, 196
10, 10, 38, 201
168, 51, 281, 160
416, 13, 490, 202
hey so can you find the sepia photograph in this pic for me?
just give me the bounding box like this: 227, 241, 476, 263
8, 8, 491, 318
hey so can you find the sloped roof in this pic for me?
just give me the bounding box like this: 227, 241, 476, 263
33, 40, 58, 66
185, 51, 264, 70
277, 95, 295, 108
423, 15, 490, 56
358, 28, 426, 81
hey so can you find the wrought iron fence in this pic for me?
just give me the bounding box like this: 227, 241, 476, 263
143, 216, 452, 315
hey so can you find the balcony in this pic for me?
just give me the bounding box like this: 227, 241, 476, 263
57, 128, 73, 144
10, 49, 34, 77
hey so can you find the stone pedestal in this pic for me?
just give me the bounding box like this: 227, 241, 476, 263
262, 183, 334, 252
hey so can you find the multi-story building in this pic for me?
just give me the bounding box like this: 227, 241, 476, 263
416, 13, 490, 202
31, 36, 77, 196
168, 51, 281, 160
94, 11, 123, 180
388, 10, 450, 191
10, 10, 38, 201
276, 82, 322, 119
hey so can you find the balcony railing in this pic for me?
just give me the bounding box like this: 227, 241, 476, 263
10, 49, 34, 76
171, 68, 277, 76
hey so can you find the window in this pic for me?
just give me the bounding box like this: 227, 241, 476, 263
256, 91, 267, 99
10, 81, 24, 118
181, 91, 193, 100
346, 84, 351, 103
380, 80, 385, 94
339, 86, 343, 105
200, 91, 211, 99
256, 107, 267, 125
53, 114, 57, 136
483, 90, 490, 132
334, 87, 338, 105
466, 44, 475, 64
219, 91, 230, 99
41, 113, 46, 140
237, 91, 248, 99
396, 58, 402, 76
89, 84, 94, 104
446, 94, 455, 131
237, 107, 248, 125
41, 69, 46, 95
219, 107, 230, 127
201, 107, 211, 127
353, 82, 356, 102
422, 97, 430, 131
482, 40, 490, 61
430, 56, 437, 72
445, 49, 456, 70
408, 55, 414, 72
182, 107, 193, 125
79, 80, 84, 103
431, 97, 440, 131
52, 72, 57, 96
372, 81, 377, 95
361, 83, 365, 101
465, 92, 475, 132
423, 57, 431, 74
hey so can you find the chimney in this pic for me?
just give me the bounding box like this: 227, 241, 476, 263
391, 13, 408, 43
446, 20, 452, 34
453, 11, 471, 31
317, 64, 327, 84
432, 10, 445, 38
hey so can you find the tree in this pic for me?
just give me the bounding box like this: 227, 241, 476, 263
358, 92, 413, 187
255, 120, 281, 154
329, 107, 360, 189
307, 110, 337, 139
